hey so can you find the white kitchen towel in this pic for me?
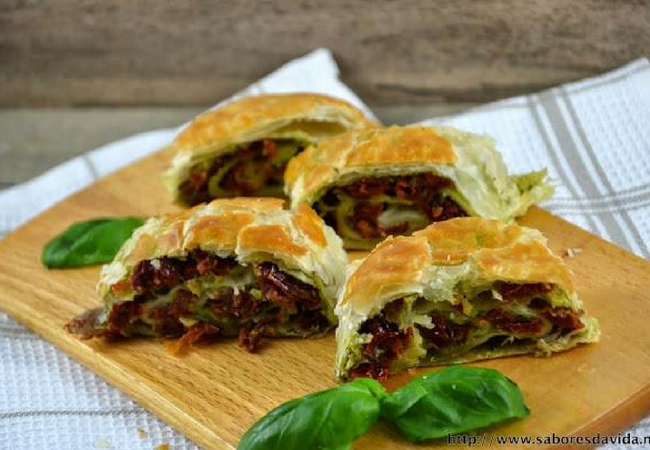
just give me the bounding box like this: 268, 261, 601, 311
419, 58, 650, 260
1, 50, 649, 449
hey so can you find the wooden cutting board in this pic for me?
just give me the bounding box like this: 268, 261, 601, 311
1, 147, 649, 450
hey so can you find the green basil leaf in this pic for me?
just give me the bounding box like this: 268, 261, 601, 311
238, 378, 386, 450
381, 366, 530, 441
41, 217, 144, 268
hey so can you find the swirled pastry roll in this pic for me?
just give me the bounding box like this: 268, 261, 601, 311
66, 199, 347, 352
162, 94, 376, 205
285, 126, 554, 249
335, 217, 599, 380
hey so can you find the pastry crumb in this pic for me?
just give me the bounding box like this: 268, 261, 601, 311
155, 444, 170, 450
564, 247, 583, 258
137, 428, 148, 439
93, 438, 112, 448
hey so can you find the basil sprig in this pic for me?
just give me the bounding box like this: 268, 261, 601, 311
239, 367, 529, 449
381, 366, 530, 441
41, 217, 143, 268
238, 378, 386, 450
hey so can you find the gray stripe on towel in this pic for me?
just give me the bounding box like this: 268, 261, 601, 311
537, 90, 635, 253
561, 88, 650, 258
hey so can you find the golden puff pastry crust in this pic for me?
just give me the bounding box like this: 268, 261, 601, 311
162, 94, 376, 204
335, 217, 598, 380
66, 198, 350, 350
100, 198, 347, 311
286, 126, 554, 249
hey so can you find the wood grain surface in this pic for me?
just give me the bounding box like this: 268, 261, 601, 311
1, 0, 649, 106
0, 146, 649, 449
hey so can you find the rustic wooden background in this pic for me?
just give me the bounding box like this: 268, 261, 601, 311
1, 0, 649, 106
2, 0, 649, 184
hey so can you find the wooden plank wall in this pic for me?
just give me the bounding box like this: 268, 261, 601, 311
1, 0, 649, 106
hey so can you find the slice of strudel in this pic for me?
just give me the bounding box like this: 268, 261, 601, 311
335, 217, 599, 380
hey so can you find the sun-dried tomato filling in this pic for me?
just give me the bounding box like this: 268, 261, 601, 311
316, 173, 467, 241
348, 285, 585, 380
349, 300, 413, 382
179, 139, 303, 204
66, 259, 330, 353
